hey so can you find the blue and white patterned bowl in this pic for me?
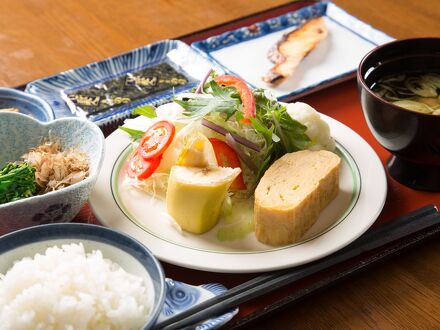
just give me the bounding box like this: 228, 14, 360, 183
0, 112, 104, 233
25, 39, 219, 127
0, 223, 237, 329
0, 223, 166, 329
0, 87, 54, 122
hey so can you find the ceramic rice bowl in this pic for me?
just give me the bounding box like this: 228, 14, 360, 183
0, 223, 166, 329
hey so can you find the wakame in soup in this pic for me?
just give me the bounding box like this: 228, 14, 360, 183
372, 72, 440, 115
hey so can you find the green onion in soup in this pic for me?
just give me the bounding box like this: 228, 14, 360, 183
372, 73, 440, 115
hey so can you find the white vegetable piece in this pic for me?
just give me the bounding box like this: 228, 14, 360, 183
286, 102, 335, 151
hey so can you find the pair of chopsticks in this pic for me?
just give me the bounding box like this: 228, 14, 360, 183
154, 204, 440, 330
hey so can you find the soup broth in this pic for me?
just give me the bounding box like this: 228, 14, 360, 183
371, 72, 440, 115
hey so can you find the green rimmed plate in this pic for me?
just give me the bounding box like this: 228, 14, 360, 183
90, 114, 386, 273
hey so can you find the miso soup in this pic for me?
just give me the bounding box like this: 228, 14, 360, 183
371, 72, 440, 115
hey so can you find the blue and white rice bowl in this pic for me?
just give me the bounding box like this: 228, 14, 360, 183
0, 223, 166, 329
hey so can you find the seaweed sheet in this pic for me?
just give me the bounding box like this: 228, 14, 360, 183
65, 63, 189, 117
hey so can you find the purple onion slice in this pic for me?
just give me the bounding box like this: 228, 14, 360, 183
195, 68, 213, 94
225, 133, 258, 173
201, 118, 261, 152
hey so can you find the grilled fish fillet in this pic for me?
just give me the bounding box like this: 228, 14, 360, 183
262, 17, 328, 85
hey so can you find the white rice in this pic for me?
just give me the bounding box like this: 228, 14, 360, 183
0, 243, 153, 330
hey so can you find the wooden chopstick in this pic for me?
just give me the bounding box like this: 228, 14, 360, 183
154, 204, 439, 330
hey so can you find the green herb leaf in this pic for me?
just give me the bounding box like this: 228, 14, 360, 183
176, 80, 240, 120
118, 104, 156, 140
132, 105, 157, 118
273, 106, 310, 151
249, 116, 277, 186
253, 89, 310, 153
0, 162, 37, 205
249, 117, 273, 146
118, 126, 145, 141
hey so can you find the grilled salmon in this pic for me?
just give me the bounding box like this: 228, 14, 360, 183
262, 17, 328, 86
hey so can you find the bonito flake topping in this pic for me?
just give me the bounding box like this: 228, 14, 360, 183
21, 141, 89, 193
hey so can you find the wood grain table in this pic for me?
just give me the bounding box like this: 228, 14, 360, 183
1, 0, 439, 329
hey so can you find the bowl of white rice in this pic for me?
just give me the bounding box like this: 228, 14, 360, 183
0, 223, 166, 330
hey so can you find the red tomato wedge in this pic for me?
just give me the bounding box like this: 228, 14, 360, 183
139, 121, 175, 160
209, 138, 247, 190
125, 150, 162, 180
214, 75, 256, 124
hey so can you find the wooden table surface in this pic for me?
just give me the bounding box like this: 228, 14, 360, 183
1, 0, 439, 328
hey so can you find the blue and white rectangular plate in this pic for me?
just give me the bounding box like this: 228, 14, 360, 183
192, 2, 394, 100
25, 40, 222, 126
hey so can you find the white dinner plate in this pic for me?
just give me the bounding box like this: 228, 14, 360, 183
89, 114, 387, 273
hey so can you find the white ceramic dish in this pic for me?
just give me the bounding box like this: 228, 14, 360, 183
192, 2, 394, 100
89, 113, 387, 273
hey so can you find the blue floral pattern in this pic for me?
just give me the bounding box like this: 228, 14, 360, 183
32, 203, 72, 224
163, 278, 201, 316
192, 2, 326, 53
158, 278, 238, 330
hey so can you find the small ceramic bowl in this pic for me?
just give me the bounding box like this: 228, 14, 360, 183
0, 88, 54, 122
0, 112, 104, 233
357, 37, 440, 191
0, 223, 166, 329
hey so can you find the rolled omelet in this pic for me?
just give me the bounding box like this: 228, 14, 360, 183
166, 166, 240, 234
254, 150, 341, 246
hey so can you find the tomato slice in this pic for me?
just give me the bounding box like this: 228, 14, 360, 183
125, 150, 162, 180
209, 138, 247, 190
214, 75, 256, 124
139, 121, 175, 160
